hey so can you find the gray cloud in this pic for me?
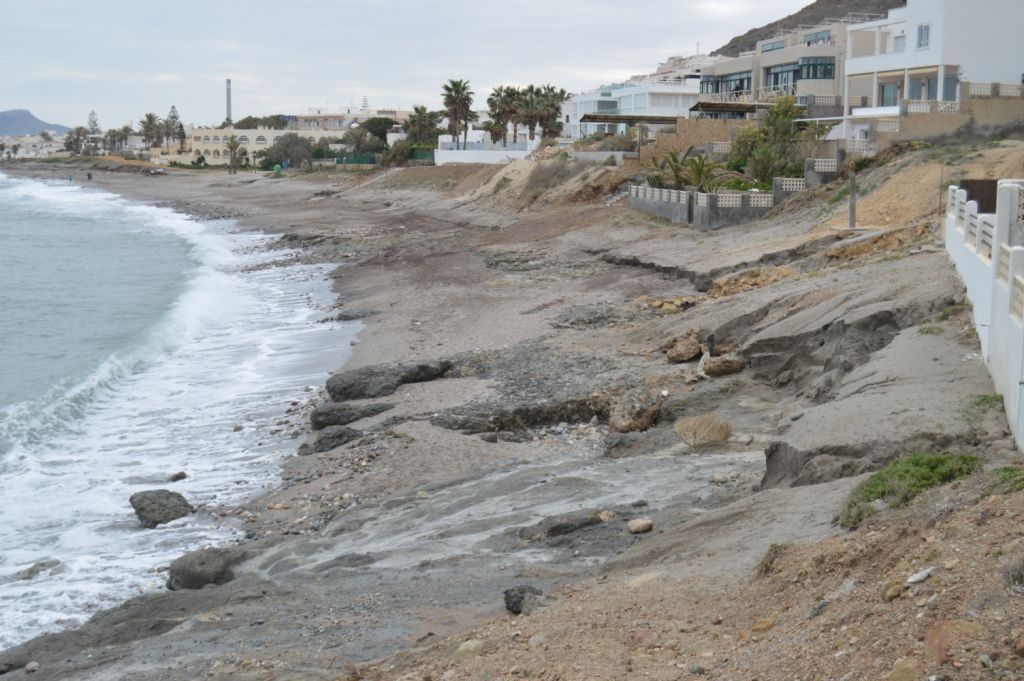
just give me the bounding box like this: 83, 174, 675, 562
3, 0, 808, 128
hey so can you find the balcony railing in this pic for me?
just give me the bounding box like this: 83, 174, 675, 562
699, 90, 753, 104
757, 85, 797, 102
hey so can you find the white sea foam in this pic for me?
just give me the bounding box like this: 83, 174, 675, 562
0, 175, 356, 649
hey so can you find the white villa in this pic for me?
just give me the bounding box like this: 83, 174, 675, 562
843, 0, 1023, 116
187, 127, 343, 163
563, 55, 718, 139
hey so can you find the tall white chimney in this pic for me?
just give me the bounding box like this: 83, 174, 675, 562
226, 79, 232, 124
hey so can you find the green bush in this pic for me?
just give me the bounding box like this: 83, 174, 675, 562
837, 453, 982, 529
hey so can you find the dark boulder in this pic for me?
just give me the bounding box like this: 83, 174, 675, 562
129, 490, 194, 529
504, 585, 543, 615
313, 425, 362, 452
325, 360, 453, 401
167, 548, 244, 590
310, 402, 394, 430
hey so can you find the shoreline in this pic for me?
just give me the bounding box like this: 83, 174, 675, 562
0, 149, 1021, 680
0, 162, 359, 648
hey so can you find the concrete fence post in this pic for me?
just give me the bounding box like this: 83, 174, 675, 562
966, 200, 980, 250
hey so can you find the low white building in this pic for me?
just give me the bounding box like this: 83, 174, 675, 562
188, 126, 344, 164
564, 76, 702, 139
0, 134, 65, 158
844, 0, 1024, 115
433, 128, 541, 166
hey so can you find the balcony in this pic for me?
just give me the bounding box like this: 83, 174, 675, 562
698, 90, 753, 104
757, 85, 797, 102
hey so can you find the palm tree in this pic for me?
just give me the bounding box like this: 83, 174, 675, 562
404, 105, 440, 146
517, 88, 543, 141
684, 154, 730, 193
538, 85, 570, 138
140, 113, 161, 148
11, 143, 21, 159
225, 135, 243, 174
442, 79, 473, 150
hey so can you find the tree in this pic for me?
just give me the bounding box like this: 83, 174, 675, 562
176, 122, 187, 153
0, 143, 6, 159
487, 85, 522, 147
140, 113, 162, 148
360, 117, 397, 142
403, 105, 442, 146
381, 140, 413, 166
233, 114, 289, 130
39, 131, 53, 142
263, 133, 313, 167
442, 79, 474, 149
164, 106, 180, 152
341, 127, 385, 155
87, 110, 101, 135
537, 84, 569, 138
64, 127, 87, 154
225, 135, 244, 174
11, 143, 21, 159
516, 89, 543, 141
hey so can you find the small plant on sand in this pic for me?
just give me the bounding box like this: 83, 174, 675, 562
971, 394, 1004, 410
756, 543, 791, 577
937, 303, 967, 321
918, 326, 943, 335
837, 453, 981, 529
492, 175, 512, 194
983, 466, 1024, 496
673, 413, 732, 451
1006, 556, 1024, 596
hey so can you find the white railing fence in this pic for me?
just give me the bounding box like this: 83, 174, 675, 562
945, 179, 1024, 447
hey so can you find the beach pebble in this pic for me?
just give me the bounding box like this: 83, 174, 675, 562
628, 518, 653, 534
906, 567, 933, 585
452, 639, 484, 662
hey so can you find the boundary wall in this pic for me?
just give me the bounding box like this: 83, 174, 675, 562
945, 179, 1024, 447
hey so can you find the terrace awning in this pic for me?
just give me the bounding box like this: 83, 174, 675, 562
579, 113, 680, 125
688, 101, 774, 115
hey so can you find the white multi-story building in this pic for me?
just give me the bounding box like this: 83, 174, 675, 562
843, 0, 1024, 115
188, 127, 343, 163
564, 77, 702, 139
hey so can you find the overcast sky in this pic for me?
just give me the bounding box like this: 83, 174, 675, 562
4, 0, 810, 129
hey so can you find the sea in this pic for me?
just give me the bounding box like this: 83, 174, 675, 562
0, 171, 356, 650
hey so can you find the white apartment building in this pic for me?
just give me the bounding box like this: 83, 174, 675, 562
564, 76, 702, 139
844, 0, 1024, 115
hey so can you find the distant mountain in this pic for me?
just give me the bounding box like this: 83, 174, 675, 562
712, 0, 906, 57
0, 109, 71, 136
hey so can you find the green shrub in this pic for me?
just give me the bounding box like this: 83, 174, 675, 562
984, 467, 1024, 496
837, 453, 982, 529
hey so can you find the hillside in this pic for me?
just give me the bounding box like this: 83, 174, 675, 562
0, 109, 70, 136
712, 0, 906, 56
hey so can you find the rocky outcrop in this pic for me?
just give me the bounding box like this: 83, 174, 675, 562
608, 387, 662, 433
310, 402, 394, 430
313, 425, 362, 452
431, 395, 609, 434
701, 355, 746, 377
665, 331, 702, 363
167, 548, 245, 590
129, 490, 194, 529
325, 360, 453, 401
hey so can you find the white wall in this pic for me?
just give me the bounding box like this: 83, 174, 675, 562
434, 149, 532, 165
945, 179, 1024, 447
940, 0, 1024, 84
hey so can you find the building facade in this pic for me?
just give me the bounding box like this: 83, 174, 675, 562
188, 127, 343, 163
564, 76, 702, 139
843, 0, 1024, 115
696, 18, 866, 118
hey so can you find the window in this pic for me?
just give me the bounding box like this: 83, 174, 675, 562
238, 135, 249, 143
917, 24, 930, 48
193, 136, 201, 142
203, 136, 210, 142
799, 57, 835, 80
255, 136, 267, 145
762, 40, 785, 52
212, 136, 220, 143
804, 30, 832, 46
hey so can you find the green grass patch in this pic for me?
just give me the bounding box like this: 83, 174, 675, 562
918, 326, 943, 335
983, 467, 1024, 496
828, 185, 851, 207
937, 303, 967, 321
837, 453, 982, 529
972, 394, 1004, 410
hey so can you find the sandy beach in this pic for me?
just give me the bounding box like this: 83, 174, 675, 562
1, 147, 1023, 680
